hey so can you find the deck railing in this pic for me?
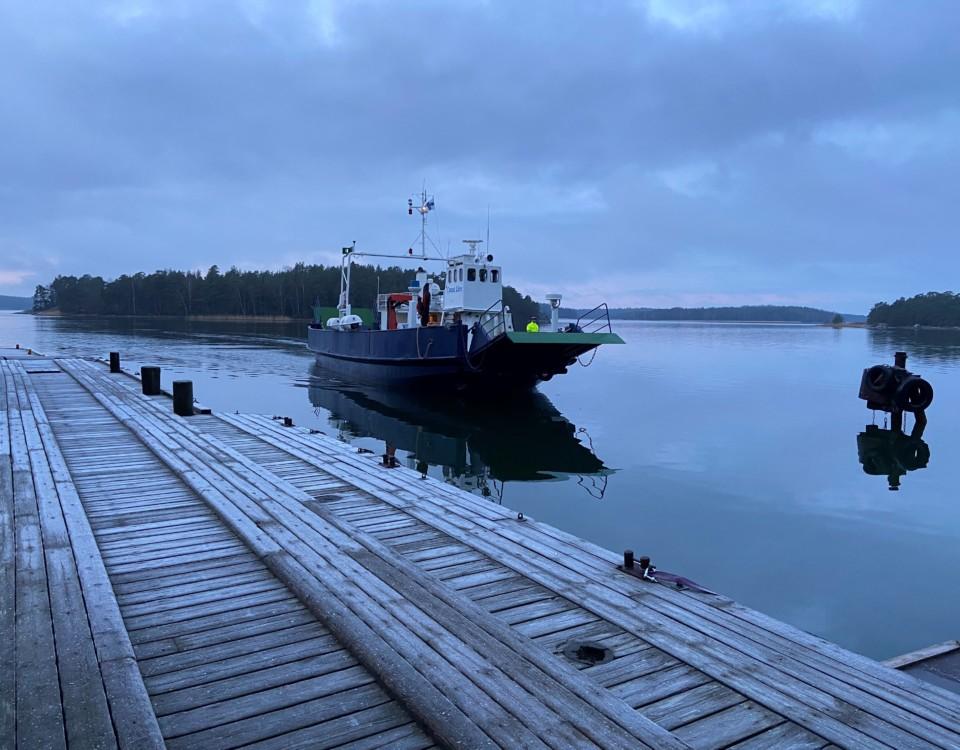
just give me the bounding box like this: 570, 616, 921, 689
575, 303, 613, 334
478, 300, 507, 339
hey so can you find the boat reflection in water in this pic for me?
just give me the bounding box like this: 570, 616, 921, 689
307, 365, 611, 501
856, 423, 930, 491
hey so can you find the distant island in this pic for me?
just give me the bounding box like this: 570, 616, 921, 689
27, 269, 870, 327
559, 305, 865, 324
0, 294, 31, 311
867, 292, 960, 327
30, 266, 542, 326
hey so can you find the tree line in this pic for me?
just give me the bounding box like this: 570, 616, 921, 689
559, 304, 856, 323
867, 292, 960, 327
33, 263, 541, 327
0, 294, 31, 310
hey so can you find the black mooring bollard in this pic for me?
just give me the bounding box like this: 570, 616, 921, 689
141, 366, 161, 396
172, 380, 194, 417
623, 550, 635, 569
109, 352, 121, 373
894, 351, 907, 369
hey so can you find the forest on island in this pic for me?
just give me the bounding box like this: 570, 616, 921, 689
559, 304, 860, 323
867, 292, 960, 327
32, 263, 541, 327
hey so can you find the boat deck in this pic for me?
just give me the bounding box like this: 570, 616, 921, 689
3, 350, 960, 748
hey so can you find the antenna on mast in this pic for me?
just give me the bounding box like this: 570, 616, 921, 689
407, 188, 434, 259
486, 204, 490, 252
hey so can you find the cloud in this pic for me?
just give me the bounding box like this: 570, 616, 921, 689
0, 269, 35, 286
0, 0, 958, 311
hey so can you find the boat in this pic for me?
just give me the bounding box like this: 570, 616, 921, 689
307, 192, 624, 391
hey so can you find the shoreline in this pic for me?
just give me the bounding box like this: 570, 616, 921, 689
15, 309, 960, 330
24, 310, 304, 323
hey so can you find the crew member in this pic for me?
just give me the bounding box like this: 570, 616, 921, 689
418, 284, 431, 328
526, 317, 540, 333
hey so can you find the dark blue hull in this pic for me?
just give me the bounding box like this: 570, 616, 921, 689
308, 325, 473, 388
307, 324, 616, 392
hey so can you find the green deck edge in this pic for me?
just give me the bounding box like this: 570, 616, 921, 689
505, 331, 625, 345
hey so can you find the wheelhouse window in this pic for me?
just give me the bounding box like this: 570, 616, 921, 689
459, 268, 463, 282
467, 268, 476, 281
491, 269, 500, 283
479, 269, 487, 282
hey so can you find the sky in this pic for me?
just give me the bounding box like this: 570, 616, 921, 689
1, 0, 957, 313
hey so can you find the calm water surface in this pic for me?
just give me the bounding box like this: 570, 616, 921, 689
4, 311, 959, 659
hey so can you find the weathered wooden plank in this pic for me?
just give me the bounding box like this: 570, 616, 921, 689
460, 575, 538, 603
113, 558, 264, 595
727, 720, 828, 749
886, 641, 960, 670
93, 513, 215, 538
42, 545, 117, 747
612, 664, 712, 708
117, 568, 273, 605
672, 701, 784, 750
640, 681, 745, 729
533, 619, 626, 653
110, 551, 258, 585
140, 621, 330, 676
404, 543, 476, 564
470, 584, 553, 613
582, 646, 677, 689
108, 544, 251, 576
162, 681, 388, 750
444, 567, 517, 591
496, 596, 571, 626
151, 648, 359, 717
125, 588, 295, 632
331, 722, 435, 750
145, 633, 340, 692
417, 550, 488, 573
242, 702, 423, 750
97, 526, 231, 552
133, 608, 317, 659
5, 366, 67, 750
513, 607, 601, 639
19, 363, 165, 749
102, 537, 243, 567
0, 369, 14, 749
120, 577, 283, 618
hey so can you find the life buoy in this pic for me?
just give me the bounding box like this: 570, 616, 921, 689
866, 365, 893, 392
893, 376, 934, 412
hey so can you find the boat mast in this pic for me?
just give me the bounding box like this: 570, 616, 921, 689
337, 190, 436, 318
408, 189, 435, 259
338, 242, 355, 318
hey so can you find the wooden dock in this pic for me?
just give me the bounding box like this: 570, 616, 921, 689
3, 346, 960, 749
